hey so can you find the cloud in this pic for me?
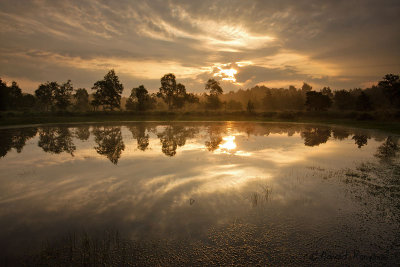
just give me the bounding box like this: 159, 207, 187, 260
0, 0, 399, 94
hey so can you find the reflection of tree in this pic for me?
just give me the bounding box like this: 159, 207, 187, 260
332, 129, 350, 140
74, 126, 90, 141
352, 135, 369, 148
205, 125, 224, 152
301, 128, 331, 147
93, 126, 125, 164
38, 127, 76, 155
0, 128, 37, 157
375, 136, 399, 162
157, 125, 198, 156
128, 124, 150, 151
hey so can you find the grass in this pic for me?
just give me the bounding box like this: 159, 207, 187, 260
1, 110, 400, 134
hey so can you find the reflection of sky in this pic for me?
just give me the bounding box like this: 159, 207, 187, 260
0, 122, 395, 256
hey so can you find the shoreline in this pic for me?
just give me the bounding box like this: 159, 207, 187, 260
1, 111, 400, 134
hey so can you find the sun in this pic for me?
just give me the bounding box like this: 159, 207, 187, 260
213, 67, 238, 82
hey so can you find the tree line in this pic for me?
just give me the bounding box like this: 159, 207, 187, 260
0, 71, 399, 112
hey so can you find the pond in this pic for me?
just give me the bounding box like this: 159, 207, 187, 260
0, 122, 399, 265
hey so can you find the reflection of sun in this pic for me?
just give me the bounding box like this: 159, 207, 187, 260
219, 135, 237, 150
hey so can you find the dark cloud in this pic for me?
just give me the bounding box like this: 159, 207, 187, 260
0, 0, 399, 94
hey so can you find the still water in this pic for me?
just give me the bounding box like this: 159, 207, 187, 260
0, 122, 399, 265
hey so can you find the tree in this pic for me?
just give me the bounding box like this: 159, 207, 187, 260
9, 81, 23, 108
20, 94, 36, 109
157, 74, 195, 109
173, 83, 188, 109
126, 85, 154, 111
205, 78, 223, 95
321, 86, 333, 98
0, 79, 10, 110
92, 70, 124, 111
55, 80, 73, 110
0, 79, 23, 110
378, 74, 400, 107
334, 90, 355, 110
205, 79, 223, 109
158, 73, 177, 110
35, 82, 57, 111
246, 100, 255, 113
305, 91, 332, 111
355, 92, 373, 111
226, 100, 243, 110
301, 82, 312, 93
74, 88, 90, 111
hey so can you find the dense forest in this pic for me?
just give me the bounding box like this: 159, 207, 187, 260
1, 70, 399, 114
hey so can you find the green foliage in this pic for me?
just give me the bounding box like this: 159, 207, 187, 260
92, 70, 123, 111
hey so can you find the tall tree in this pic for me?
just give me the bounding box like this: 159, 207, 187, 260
92, 70, 124, 111
205, 78, 223, 95
0, 79, 23, 110
35, 82, 57, 111
55, 80, 73, 110
378, 74, 400, 107
126, 85, 153, 111
0, 79, 10, 110
9, 81, 23, 108
205, 79, 223, 109
158, 73, 177, 110
301, 82, 312, 93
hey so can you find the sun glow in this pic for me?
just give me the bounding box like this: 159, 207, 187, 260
213, 67, 238, 82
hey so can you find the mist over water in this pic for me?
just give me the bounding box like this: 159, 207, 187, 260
0, 122, 399, 265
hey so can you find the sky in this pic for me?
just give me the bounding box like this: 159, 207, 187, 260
0, 0, 399, 95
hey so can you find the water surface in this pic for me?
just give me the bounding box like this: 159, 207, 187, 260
0, 122, 399, 265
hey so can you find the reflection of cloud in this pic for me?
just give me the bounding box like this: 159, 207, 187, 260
0, 122, 392, 257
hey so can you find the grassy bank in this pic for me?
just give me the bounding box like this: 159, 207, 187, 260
1, 110, 400, 134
